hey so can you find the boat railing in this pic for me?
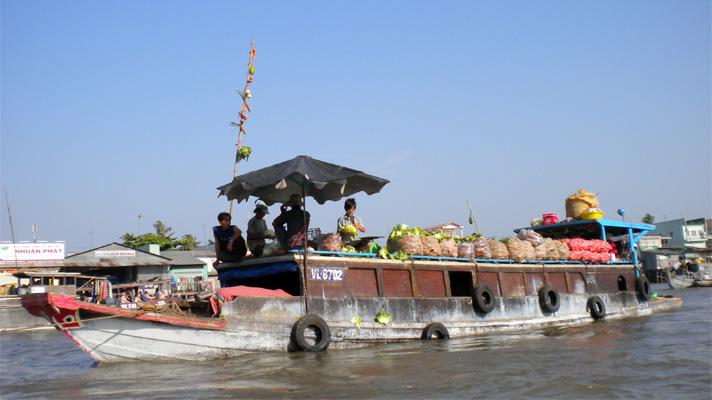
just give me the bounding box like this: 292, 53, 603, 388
287, 249, 633, 265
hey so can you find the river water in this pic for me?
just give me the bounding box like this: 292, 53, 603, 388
1, 287, 710, 400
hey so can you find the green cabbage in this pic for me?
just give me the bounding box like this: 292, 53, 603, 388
339, 224, 358, 238
375, 307, 392, 325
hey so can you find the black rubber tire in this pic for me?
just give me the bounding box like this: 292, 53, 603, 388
291, 315, 331, 352
538, 285, 561, 314
421, 323, 449, 340
472, 284, 496, 314
587, 296, 606, 320
636, 276, 651, 301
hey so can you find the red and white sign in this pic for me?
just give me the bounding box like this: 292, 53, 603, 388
0, 242, 65, 263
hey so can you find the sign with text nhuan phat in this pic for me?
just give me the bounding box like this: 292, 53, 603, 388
0, 242, 65, 264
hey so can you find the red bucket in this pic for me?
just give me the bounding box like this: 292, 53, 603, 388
542, 213, 559, 225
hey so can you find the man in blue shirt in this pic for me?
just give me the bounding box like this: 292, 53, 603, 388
213, 212, 247, 266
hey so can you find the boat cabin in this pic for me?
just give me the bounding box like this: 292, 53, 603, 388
13, 271, 107, 296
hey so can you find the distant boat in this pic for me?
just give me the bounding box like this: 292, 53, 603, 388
666, 271, 695, 290
692, 279, 712, 288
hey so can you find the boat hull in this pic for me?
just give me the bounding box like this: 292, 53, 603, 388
22, 291, 681, 363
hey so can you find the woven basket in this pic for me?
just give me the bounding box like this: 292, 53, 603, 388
565, 198, 594, 219
565, 188, 599, 219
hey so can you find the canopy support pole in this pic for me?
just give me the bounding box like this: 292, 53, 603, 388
301, 183, 309, 315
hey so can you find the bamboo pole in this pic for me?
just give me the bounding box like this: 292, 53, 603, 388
228, 38, 256, 216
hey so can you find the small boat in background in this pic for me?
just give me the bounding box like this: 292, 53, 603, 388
666, 271, 695, 290
692, 279, 712, 288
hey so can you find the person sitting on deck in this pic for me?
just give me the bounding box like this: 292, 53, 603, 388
337, 197, 366, 241
119, 292, 129, 305
273, 194, 310, 249
154, 287, 167, 299
212, 212, 247, 267
247, 203, 274, 257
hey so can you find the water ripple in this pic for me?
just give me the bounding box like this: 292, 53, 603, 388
2, 289, 710, 399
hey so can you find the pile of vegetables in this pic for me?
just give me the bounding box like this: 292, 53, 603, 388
338, 224, 358, 239
388, 224, 422, 239
374, 243, 409, 260
321, 222, 614, 264
341, 245, 357, 253
458, 233, 481, 242
389, 225, 480, 243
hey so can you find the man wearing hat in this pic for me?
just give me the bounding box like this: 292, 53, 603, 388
247, 203, 273, 257
273, 193, 310, 249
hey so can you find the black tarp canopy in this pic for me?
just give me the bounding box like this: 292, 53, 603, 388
217, 155, 390, 205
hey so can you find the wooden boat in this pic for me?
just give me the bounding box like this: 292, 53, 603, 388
1, 272, 108, 333
22, 234, 683, 363
692, 279, 712, 288
665, 271, 696, 290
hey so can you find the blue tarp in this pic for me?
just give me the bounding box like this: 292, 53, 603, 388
218, 262, 299, 287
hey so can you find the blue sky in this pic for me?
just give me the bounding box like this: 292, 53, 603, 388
1, 1, 710, 251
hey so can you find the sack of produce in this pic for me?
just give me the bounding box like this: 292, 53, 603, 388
506, 237, 526, 262
534, 242, 547, 260
457, 242, 474, 259
488, 239, 509, 260
317, 233, 342, 252
387, 236, 422, 255
517, 229, 544, 247
421, 236, 442, 256
387, 224, 424, 255
522, 240, 536, 260
555, 240, 570, 260
439, 238, 458, 258
544, 238, 560, 260
565, 187, 599, 219
473, 237, 491, 258
561, 238, 612, 263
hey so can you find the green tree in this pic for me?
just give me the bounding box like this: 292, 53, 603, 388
641, 213, 655, 224
175, 234, 198, 251
121, 221, 198, 251
153, 220, 174, 239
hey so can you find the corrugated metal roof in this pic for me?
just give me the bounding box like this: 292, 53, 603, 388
63, 243, 170, 268
161, 251, 205, 266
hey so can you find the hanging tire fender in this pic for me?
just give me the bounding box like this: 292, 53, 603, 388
472, 284, 496, 314
636, 276, 651, 301
538, 285, 561, 314
421, 323, 449, 340
291, 315, 331, 352
587, 296, 606, 320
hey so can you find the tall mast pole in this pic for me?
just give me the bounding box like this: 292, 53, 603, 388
228, 38, 256, 215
